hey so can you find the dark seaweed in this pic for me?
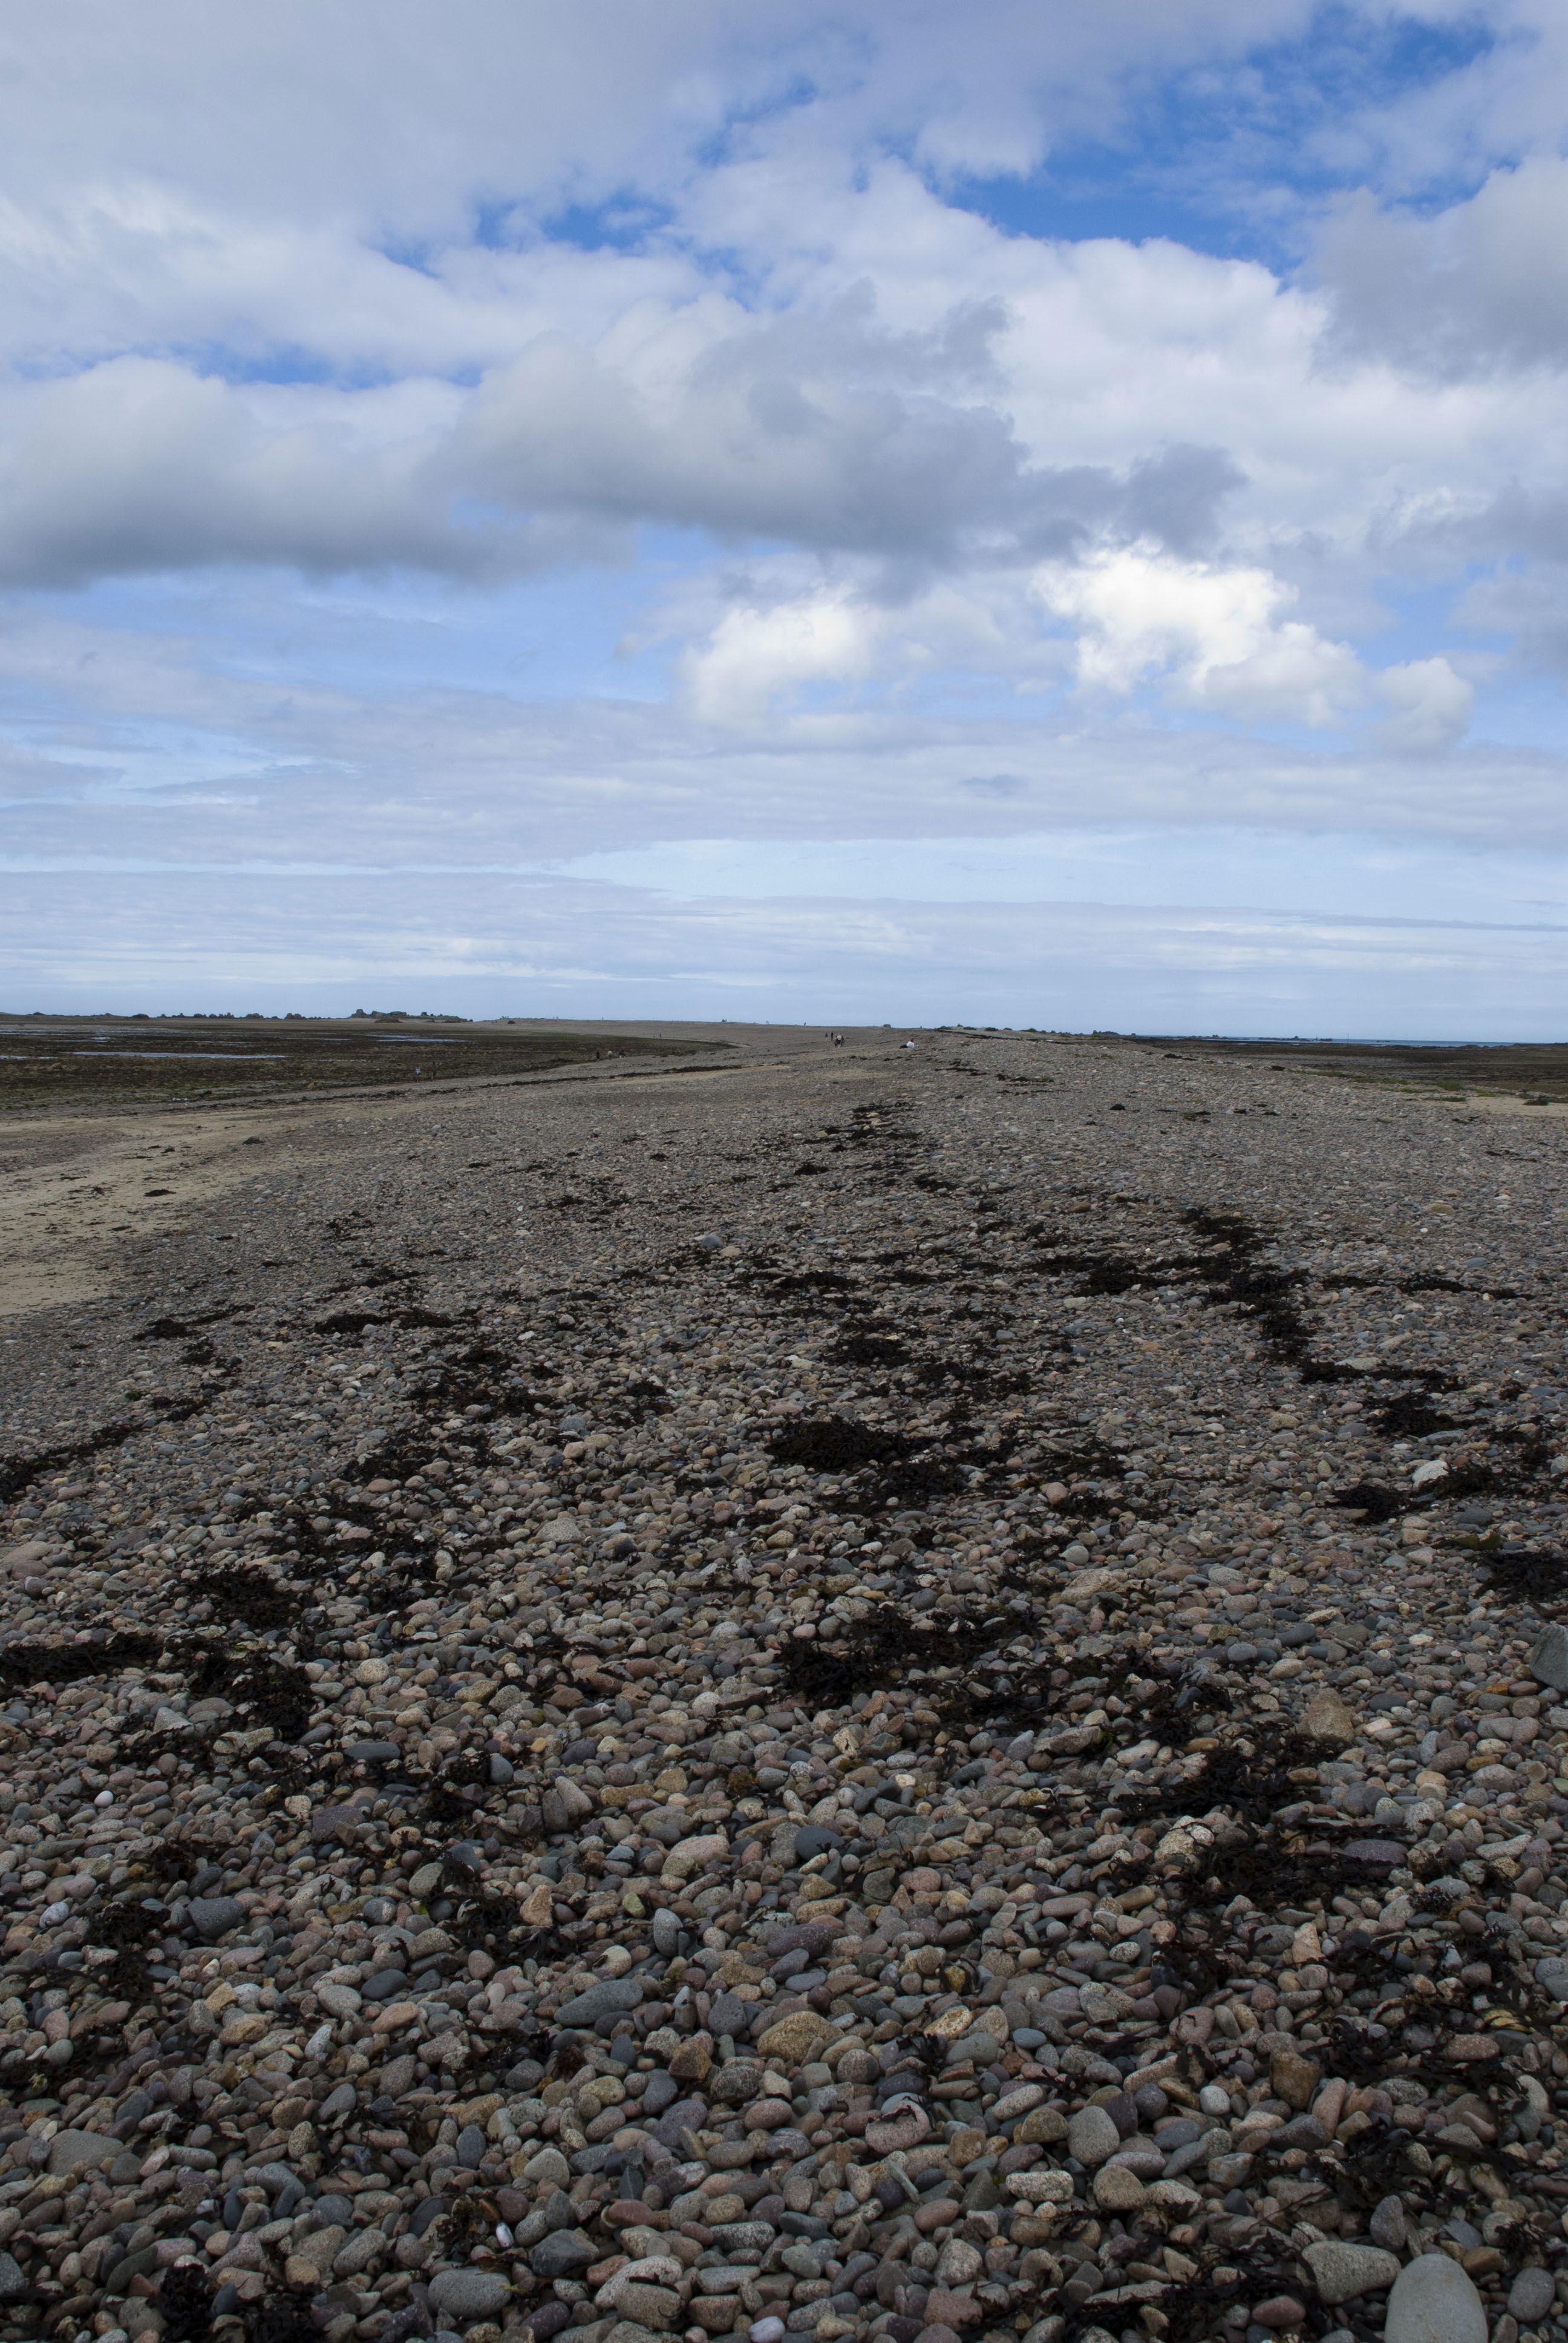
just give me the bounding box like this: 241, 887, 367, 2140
1374, 1392, 1460, 1438
0, 1417, 143, 1504
778, 1601, 1007, 1708
181, 1565, 301, 1631
245, 2295, 319, 2343
0, 1629, 163, 1685
1115, 1729, 1322, 1825
1331, 1481, 1407, 1524
175, 1641, 314, 1743
1481, 1547, 1568, 1601
769, 1417, 917, 1471
160, 2260, 215, 2343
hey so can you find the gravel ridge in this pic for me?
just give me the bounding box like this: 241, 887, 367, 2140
0, 1032, 1566, 2343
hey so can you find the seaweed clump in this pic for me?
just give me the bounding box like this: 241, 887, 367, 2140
0, 1630, 163, 1687
769, 1417, 915, 1471
159, 2261, 215, 2343
779, 1601, 1005, 1709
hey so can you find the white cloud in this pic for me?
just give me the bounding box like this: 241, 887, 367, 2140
1373, 655, 1475, 754
1033, 543, 1423, 734
680, 591, 887, 723
1320, 157, 1568, 380
0, 0, 1561, 1017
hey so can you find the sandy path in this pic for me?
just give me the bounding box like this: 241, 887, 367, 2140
0, 1032, 872, 1317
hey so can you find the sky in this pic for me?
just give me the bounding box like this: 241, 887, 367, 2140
6, 2, 1568, 1034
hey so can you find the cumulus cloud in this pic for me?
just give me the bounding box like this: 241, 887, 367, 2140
0, 279, 1261, 591
1033, 543, 1472, 745
680, 590, 887, 723
0, 0, 1561, 1018
1320, 158, 1568, 379
1373, 655, 1475, 754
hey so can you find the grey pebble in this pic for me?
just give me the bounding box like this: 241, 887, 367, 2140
187, 1893, 246, 1941
1302, 2242, 1401, 2306
1385, 2253, 1488, 2343
1530, 1623, 1568, 1693
1067, 2105, 1120, 2168
530, 2227, 599, 2279
427, 2269, 512, 2320
652, 1909, 682, 1956
1369, 2194, 1407, 2251
556, 1977, 644, 2026
1508, 2269, 1556, 2325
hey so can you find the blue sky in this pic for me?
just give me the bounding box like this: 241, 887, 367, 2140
5, 0, 1568, 1032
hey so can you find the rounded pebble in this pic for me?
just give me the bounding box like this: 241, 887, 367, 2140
1385, 2254, 1489, 2343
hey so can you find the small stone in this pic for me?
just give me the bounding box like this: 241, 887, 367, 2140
1385, 2253, 1488, 2343
45, 2128, 119, 2177
1091, 2163, 1145, 2212
1303, 2241, 1400, 2307
1270, 2048, 1322, 2111
1508, 2270, 1555, 2325
756, 2010, 832, 2065
1013, 2106, 1068, 2146
557, 1978, 644, 2027
662, 1830, 728, 1881
286, 2226, 347, 2284
1252, 2300, 1307, 2332
1369, 2194, 1407, 2252
923, 2289, 984, 2330
866, 2105, 932, 2155
613, 2282, 682, 2330
1067, 2105, 1120, 2168
518, 1878, 554, 1925
531, 2229, 598, 2279
428, 2269, 512, 2321
1529, 1624, 1568, 1693
1534, 1956, 1568, 2003
0, 2252, 26, 2301
992, 2085, 1044, 2123
652, 1909, 682, 1957
933, 2239, 982, 2287
409, 1861, 443, 1897
766, 1920, 837, 1959
1302, 1689, 1356, 1743
188, 1895, 246, 1942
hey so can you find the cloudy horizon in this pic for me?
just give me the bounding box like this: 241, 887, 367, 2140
6, 0, 1568, 1034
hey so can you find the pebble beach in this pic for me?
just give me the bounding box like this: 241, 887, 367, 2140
1, 1026, 1567, 2343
